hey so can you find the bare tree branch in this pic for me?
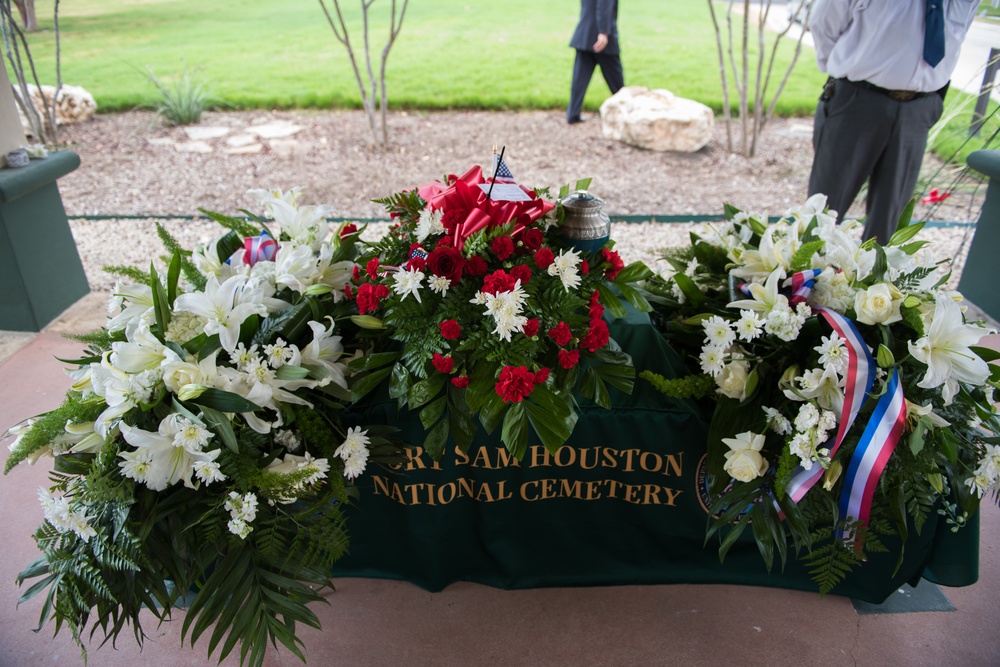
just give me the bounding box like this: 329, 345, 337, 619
706, 0, 732, 152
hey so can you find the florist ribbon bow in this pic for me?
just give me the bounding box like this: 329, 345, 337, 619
417, 166, 555, 250
243, 230, 278, 266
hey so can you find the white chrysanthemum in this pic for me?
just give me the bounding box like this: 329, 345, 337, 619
193, 457, 226, 485
392, 268, 425, 302
547, 248, 583, 292
762, 406, 792, 435
230, 343, 260, 372
428, 274, 451, 296
699, 345, 726, 377
735, 310, 764, 342
263, 338, 293, 369
244, 357, 277, 386
172, 419, 213, 453
815, 332, 848, 375
415, 207, 445, 241
38, 488, 97, 542
684, 257, 700, 277
703, 315, 736, 348
336, 427, 371, 481
475, 283, 529, 342
119, 447, 154, 484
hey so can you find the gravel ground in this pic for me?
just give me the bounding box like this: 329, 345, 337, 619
53, 109, 984, 294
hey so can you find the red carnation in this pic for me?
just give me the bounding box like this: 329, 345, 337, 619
366, 257, 380, 280
436, 236, 455, 249
589, 300, 604, 320
344, 284, 353, 300
374, 284, 389, 299
495, 365, 536, 403
590, 290, 601, 306
492, 236, 515, 261
522, 318, 540, 337
602, 248, 625, 279
548, 321, 572, 347
432, 353, 454, 374
408, 255, 427, 271
534, 247, 555, 269
558, 349, 580, 369
355, 282, 384, 315
441, 208, 466, 232
352, 265, 361, 282
440, 319, 461, 340
580, 259, 590, 275
451, 375, 470, 389
465, 255, 489, 277
510, 264, 532, 285
481, 270, 517, 295
582, 318, 610, 352
340, 223, 358, 239
521, 227, 544, 251
534, 367, 550, 384
427, 246, 465, 284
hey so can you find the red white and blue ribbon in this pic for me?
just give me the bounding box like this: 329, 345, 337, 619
784, 268, 822, 306
243, 230, 278, 266
785, 305, 875, 505
838, 366, 906, 543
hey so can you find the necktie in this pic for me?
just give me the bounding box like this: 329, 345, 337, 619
923, 0, 945, 68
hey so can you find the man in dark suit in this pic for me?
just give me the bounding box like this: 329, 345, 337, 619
567, 0, 623, 124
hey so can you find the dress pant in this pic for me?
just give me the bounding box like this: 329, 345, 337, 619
808, 79, 944, 244
567, 49, 624, 121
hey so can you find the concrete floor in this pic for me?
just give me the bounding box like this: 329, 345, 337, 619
0, 298, 998, 667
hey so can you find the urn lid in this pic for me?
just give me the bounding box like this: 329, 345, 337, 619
561, 190, 605, 211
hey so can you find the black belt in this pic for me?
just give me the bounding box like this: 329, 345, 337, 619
834, 77, 946, 102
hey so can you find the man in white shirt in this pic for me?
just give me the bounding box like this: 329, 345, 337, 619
807, 0, 978, 243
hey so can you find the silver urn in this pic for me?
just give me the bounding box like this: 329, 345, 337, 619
559, 190, 610, 251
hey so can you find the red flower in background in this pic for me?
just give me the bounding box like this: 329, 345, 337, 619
522, 318, 540, 337
534, 247, 555, 269
339, 223, 358, 239
548, 322, 572, 347
465, 255, 489, 276
582, 318, 610, 352
601, 248, 624, 279
441, 208, 466, 233
496, 365, 536, 403
432, 353, 454, 374
491, 236, 515, 260
521, 227, 544, 251
356, 283, 389, 315
451, 375, 470, 389
921, 188, 951, 205
580, 259, 590, 275
510, 264, 532, 285
366, 257, 380, 280
440, 319, 461, 340
558, 349, 580, 369
534, 367, 550, 384
481, 270, 517, 295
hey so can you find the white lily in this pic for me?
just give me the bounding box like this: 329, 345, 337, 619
275, 243, 318, 293
119, 417, 216, 491
107, 282, 154, 333
111, 321, 168, 373
300, 319, 348, 388
728, 267, 788, 315
267, 199, 334, 249
173, 275, 267, 352
908, 295, 991, 405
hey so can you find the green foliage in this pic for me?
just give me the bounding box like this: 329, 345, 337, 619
102, 264, 152, 284
640, 369, 714, 399
144, 66, 217, 126
155, 222, 206, 289
4, 393, 104, 472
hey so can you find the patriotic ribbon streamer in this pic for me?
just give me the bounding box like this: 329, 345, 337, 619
784, 268, 822, 306
401, 247, 428, 270
838, 367, 906, 543
785, 305, 875, 505
243, 230, 278, 266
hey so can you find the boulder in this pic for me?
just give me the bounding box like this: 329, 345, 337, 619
14, 84, 97, 134
600, 86, 714, 153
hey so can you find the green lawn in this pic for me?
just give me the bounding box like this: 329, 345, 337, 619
19, 0, 825, 115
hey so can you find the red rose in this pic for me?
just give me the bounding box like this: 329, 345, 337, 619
481, 270, 517, 295
427, 246, 465, 284
492, 236, 515, 260
522, 318, 540, 337
558, 349, 580, 369
441, 209, 466, 232
366, 257, 380, 280
582, 318, 610, 352
534, 367, 550, 384
521, 227, 544, 251
534, 247, 555, 269
451, 375, 470, 389
465, 255, 489, 277
340, 223, 358, 239
548, 321, 572, 347
355, 282, 383, 315
432, 353, 454, 374
440, 319, 461, 340
580, 259, 590, 275
495, 365, 536, 403
602, 248, 625, 279
510, 264, 532, 285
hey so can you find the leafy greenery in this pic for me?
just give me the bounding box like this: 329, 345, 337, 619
143, 66, 217, 126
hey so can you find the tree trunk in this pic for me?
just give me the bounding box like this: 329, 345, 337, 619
12, 0, 37, 32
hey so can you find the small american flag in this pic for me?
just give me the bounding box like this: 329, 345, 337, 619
491, 154, 516, 184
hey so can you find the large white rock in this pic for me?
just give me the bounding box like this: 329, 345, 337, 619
14, 83, 97, 133
600, 86, 714, 153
